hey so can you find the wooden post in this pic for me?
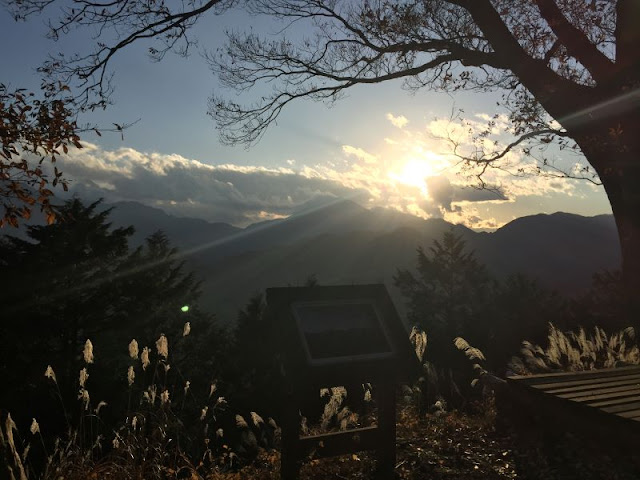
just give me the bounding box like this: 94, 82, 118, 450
281, 393, 300, 480
375, 383, 396, 480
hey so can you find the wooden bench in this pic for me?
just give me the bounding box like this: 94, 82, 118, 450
504, 365, 640, 457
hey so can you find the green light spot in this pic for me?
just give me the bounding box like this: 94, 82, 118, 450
181, 305, 189, 313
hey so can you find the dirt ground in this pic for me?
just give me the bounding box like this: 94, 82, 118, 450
206, 403, 640, 480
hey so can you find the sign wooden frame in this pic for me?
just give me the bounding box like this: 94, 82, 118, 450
266, 284, 418, 480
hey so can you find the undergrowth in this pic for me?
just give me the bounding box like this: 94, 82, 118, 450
0, 326, 277, 480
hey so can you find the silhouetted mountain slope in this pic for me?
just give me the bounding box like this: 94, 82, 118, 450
193, 211, 620, 320
105, 201, 241, 251
473, 213, 619, 293
100, 199, 471, 266
3, 199, 619, 322
219, 199, 433, 254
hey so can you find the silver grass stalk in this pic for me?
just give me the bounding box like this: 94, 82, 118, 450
156, 334, 169, 359
141, 347, 151, 370
79, 368, 89, 388
128, 339, 139, 359
44, 365, 57, 383
83, 339, 94, 364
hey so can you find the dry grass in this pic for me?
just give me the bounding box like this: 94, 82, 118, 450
508, 323, 639, 375
0, 324, 275, 480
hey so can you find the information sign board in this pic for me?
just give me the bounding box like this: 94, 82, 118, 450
266, 284, 420, 479
291, 299, 393, 364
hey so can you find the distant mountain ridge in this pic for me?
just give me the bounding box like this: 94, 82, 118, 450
105, 201, 241, 251
96, 200, 619, 321
2, 199, 618, 321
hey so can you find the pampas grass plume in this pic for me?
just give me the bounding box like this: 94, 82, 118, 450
128, 339, 139, 359
156, 334, 169, 359
250, 412, 264, 427
83, 339, 94, 364
44, 365, 56, 383
235, 415, 248, 429
78, 389, 90, 410
79, 368, 89, 388
30, 418, 39, 435
141, 347, 150, 370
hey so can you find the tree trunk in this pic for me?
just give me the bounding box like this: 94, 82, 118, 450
603, 168, 640, 331
588, 145, 640, 331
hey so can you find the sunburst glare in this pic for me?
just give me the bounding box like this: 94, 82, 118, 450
388, 150, 450, 196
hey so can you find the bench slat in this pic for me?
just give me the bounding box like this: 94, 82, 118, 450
565, 388, 640, 403
601, 401, 640, 414
590, 395, 640, 408
532, 373, 640, 391
510, 366, 640, 386
616, 409, 640, 419
542, 376, 640, 395
557, 384, 640, 400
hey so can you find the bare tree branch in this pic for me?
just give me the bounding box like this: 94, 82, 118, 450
8, 0, 232, 111
533, 0, 614, 83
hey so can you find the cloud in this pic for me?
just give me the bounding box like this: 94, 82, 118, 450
423, 175, 509, 216
47, 101, 588, 233
56, 143, 369, 226
443, 206, 506, 231
453, 185, 509, 203
342, 145, 377, 164
426, 176, 455, 211
386, 113, 409, 128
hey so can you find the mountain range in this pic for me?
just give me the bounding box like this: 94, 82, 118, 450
100, 199, 620, 322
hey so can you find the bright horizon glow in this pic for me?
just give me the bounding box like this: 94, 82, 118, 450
388, 151, 450, 196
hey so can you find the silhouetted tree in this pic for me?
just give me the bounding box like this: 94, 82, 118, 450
228, 293, 283, 416
395, 231, 566, 374
489, 273, 567, 372
395, 230, 495, 365
0, 198, 224, 426
568, 269, 626, 332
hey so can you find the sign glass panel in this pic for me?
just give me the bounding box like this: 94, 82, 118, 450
292, 301, 392, 362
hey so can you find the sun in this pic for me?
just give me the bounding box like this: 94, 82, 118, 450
388, 151, 445, 195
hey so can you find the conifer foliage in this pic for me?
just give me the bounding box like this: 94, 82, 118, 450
0, 198, 217, 425
395, 230, 565, 374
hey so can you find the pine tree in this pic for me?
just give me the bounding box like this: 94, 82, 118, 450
394, 230, 495, 365
0, 198, 219, 425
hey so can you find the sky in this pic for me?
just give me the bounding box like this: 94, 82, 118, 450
1, 4, 613, 229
